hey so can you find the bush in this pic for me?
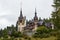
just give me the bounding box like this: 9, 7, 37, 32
11, 31, 23, 38
56, 31, 60, 40
33, 26, 51, 38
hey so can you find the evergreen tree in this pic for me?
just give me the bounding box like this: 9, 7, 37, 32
52, 0, 60, 29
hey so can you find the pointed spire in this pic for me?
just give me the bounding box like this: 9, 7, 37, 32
20, 1, 23, 19
35, 4, 37, 17
34, 8, 38, 20
35, 8, 37, 17
20, 1, 22, 13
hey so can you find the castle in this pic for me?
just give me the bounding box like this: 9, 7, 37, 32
16, 9, 54, 33
16, 3, 54, 33
16, 8, 39, 33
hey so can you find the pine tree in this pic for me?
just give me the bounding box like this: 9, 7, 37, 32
52, 0, 60, 29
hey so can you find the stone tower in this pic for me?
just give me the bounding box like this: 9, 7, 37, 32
16, 2, 26, 32
33, 8, 38, 31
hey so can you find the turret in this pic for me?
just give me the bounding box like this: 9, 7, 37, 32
19, 9, 23, 19
34, 8, 38, 21
33, 8, 38, 31
16, 1, 26, 32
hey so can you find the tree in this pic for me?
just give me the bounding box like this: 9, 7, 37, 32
52, 0, 60, 29
55, 30, 60, 40
37, 26, 50, 33
52, 0, 60, 11
2, 28, 8, 38
33, 26, 50, 38
52, 0, 60, 40
0, 29, 3, 37
11, 30, 23, 38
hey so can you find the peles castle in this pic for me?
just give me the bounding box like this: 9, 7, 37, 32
16, 7, 54, 33
16, 8, 39, 33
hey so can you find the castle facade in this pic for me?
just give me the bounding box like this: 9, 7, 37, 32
16, 8, 54, 33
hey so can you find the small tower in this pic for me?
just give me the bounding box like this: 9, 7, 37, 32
16, 2, 26, 32
33, 8, 38, 31
34, 8, 38, 21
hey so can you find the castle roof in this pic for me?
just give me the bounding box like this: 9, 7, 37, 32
34, 8, 38, 21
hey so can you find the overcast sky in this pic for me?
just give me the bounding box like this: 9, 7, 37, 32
0, 0, 53, 29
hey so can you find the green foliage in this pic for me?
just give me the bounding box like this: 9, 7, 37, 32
52, 0, 60, 29
56, 30, 60, 40
33, 26, 51, 38
2, 29, 8, 38
11, 30, 23, 38
52, 0, 60, 8
37, 26, 50, 33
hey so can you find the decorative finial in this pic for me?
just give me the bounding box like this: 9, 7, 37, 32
19, 0, 23, 19
34, 8, 38, 20
20, 1, 22, 11
35, 8, 37, 16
